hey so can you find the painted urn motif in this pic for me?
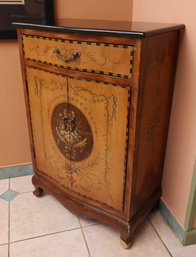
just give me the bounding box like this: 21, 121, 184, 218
51, 103, 93, 161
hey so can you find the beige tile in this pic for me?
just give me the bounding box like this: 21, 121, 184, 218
83, 221, 171, 257
176, 246, 196, 257
0, 199, 9, 245
10, 193, 80, 242
149, 211, 196, 257
10, 175, 34, 193
0, 179, 9, 195
79, 216, 99, 227
0, 245, 8, 257
10, 229, 89, 257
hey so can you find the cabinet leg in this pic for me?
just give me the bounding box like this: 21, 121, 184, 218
33, 187, 44, 197
120, 231, 133, 249
120, 238, 133, 249
32, 175, 44, 197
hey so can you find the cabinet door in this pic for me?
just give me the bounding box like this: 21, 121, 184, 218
26, 67, 130, 212
25, 67, 71, 178
67, 77, 130, 211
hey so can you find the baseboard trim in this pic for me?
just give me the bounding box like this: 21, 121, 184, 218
184, 161, 196, 231
159, 201, 196, 246
182, 228, 196, 246
0, 163, 33, 180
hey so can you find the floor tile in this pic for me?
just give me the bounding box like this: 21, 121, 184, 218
0, 245, 8, 257
0, 179, 9, 195
10, 229, 90, 257
0, 190, 19, 202
79, 216, 99, 227
0, 199, 9, 245
10, 193, 80, 242
149, 211, 196, 257
10, 175, 34, 193
83, 220, 171, 257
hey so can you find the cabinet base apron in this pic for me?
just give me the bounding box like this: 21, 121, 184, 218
32, 172, 161, 248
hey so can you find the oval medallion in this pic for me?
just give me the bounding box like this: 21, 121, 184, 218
51, 103, 93, 161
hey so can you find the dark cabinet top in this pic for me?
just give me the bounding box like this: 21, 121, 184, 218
14, 18, 184, 38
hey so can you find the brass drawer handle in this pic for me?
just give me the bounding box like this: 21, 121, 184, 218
53, 48, 81, 62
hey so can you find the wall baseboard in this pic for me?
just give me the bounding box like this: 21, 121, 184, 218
159, 201, 196, 246
182, 228, 196, 246
0, 163, 33, 180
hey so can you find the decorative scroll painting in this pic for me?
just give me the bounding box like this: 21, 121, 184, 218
26, 67, 130, 211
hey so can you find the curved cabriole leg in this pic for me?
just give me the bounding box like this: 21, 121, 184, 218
33, 187, 44, 197
32, 175, 44, 197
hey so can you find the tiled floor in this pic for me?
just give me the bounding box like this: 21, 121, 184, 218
0, 175, 195, 257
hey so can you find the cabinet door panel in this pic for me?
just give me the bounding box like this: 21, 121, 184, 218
26, 67, 130, 212
68, 77, 130, 211
25, 67, 72, 180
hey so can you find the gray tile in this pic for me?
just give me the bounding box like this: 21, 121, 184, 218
0, 190, 19, 202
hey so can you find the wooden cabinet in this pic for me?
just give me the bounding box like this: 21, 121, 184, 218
16, 19, 184, 248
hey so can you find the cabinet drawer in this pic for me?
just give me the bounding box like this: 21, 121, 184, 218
22, 34, 134, 78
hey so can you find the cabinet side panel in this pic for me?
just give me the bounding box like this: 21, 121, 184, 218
131, 31, 180, 216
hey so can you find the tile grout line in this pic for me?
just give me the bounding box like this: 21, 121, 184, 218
79, 219, 92, 257
81, 224, 99, 228
16, 190, 35, 195
78, 221, 99, 229
9, 225, 90, 245
0, 243, 9, 247
9, 222, 99, 245
147, 216, 173, 257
